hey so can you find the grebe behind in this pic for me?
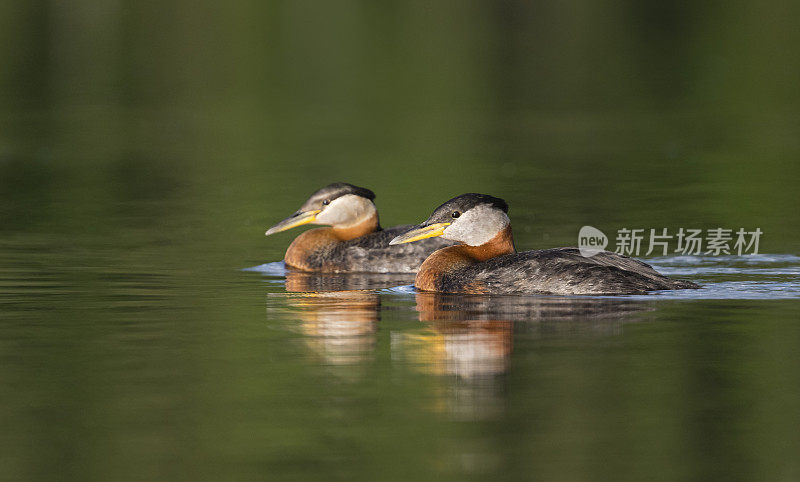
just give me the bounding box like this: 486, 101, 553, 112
265, 183, 451, 273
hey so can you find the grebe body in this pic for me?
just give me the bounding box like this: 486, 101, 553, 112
265, 183, 450, 273
391, 194, 699, 295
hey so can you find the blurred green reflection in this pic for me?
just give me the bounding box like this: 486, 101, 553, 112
1, 1, 799, 480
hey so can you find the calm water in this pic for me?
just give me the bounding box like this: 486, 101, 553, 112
2, 169, 799, 481
3, 1, 800, 480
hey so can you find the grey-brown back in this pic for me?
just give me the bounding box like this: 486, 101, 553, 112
437, 247, 699, 295
302, 225, 453, 273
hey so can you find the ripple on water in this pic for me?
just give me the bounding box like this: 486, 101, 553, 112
245, 254, 800, 300
641, 254, 800, 300
242, 261, 288, 276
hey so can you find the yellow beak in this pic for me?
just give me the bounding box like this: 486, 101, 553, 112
389, 223, 450, 245
265, 210, 321, 236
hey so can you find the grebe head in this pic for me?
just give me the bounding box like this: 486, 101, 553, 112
390, 193, 510, 246
265, 182, 377, 235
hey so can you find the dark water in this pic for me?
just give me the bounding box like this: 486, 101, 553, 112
3, 1, 800, 480
2, 195, 799, 482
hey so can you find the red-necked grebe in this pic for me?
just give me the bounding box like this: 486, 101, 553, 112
265, 183, 451, 273
389, 193, 700, 295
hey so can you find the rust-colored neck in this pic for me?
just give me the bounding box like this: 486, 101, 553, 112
331, 212, 380, 241
414, 226, 515, 291
460, 225, 516, 261
284, 213, 381, 271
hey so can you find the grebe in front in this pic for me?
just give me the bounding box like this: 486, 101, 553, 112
390, 193, 699, 295
265, 183, 451, 273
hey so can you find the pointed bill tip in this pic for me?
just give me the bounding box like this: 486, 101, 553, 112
264, 210, 320, 237
388, 223, 450, 246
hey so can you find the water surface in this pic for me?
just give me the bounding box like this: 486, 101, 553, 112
2, 1, 800, 479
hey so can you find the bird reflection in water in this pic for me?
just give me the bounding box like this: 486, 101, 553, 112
397, 293, 653, 419
275, 268, 653, 416
280, 270, 414, 376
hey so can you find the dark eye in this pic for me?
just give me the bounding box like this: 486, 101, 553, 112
322, 199, 330, 206
451, 211, 461, 218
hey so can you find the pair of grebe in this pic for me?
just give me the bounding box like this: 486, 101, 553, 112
265, 183, 698, 295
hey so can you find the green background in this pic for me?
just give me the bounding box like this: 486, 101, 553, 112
1, 1, 799, 480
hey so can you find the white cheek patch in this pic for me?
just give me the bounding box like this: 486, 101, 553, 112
315, 194, 376, 226
442, 204, 510, 246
